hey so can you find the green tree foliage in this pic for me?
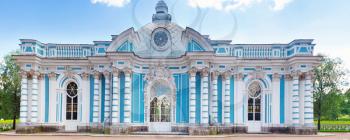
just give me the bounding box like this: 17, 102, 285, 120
313, 56, 346, 130
0, 53, 21, 129
341, 89, 350, 116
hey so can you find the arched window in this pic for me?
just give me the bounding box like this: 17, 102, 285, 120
150, 97, 171, 122
66, 82, 78, 120
248, 82, 261, 121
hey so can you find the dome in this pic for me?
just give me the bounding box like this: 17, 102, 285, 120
152, 0, 171, 23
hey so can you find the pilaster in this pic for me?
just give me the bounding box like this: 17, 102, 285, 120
292, 71, 300, 126
123, 68, 132, 123
188, 68, 197, 124
304, 72, 314, 127
103, 71, 111, 123
200, 68, 209, 125
112, 68, 120, 124
235, 73, 244, 124
20, 71, 28, 123
272, 73, 281, 125
93, 71, 100, 123
211, 71, 218, 124
223, 72, 231, 125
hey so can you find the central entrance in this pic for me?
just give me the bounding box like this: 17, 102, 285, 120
247, 82, 262, 133
147, 80, 173, 132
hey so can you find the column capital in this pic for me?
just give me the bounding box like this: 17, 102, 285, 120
211, 71, 219, 80
20, 71, 28, 78
291, 70, 301, 79
235, 73, 243, 81
285, 74, 293, 80
304, 71, 314, 80
81, 72, 89, 80
112, 67, 120, 77
200, 67, 209, 77
273, 73, 281, 80
103, 70, 110, 78
188, 67, 197, 76
29, 70, 40, 78
123, 67, 132, 75
223, 71, 232, 80
93, 71, 100, 79
37, 73, 45, 80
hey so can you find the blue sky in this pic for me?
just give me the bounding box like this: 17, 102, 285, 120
0, 0, 349, 74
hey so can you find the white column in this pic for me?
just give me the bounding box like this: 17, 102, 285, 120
223, 72, 231, 125
20, 72, 28, 123
124, 69, 132, 123
93, 72, 100, 123
31, 72, 39, 123
211, 72, 218, 123
39, 75, 45, 123
112, 69, 120, 123
189, 68, 196, 124
272, 73, 280, 125
201, 69, 209, 125
104, 71, 111, 123
81, 73, 90, 123
235, 73, 243, 124
304, 72, 314, 126
292, 72, 300, 126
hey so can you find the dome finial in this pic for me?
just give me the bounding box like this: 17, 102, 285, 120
152, 0, 171, 23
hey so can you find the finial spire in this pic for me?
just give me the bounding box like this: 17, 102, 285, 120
152, 0, 172, 23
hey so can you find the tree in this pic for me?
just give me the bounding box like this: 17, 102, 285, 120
0, 53, 21, 129
313, 56, 346, 130
341, 89, 350, 117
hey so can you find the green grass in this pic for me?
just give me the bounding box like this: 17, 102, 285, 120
314, 120, 350, 132
0, 119, 17, 132
314, 120, 350, 125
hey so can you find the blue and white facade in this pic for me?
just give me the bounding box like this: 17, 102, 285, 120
14, 0, 320, 134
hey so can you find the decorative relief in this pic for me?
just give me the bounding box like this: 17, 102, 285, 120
81, 72, 89, 80
145, 64, 173, 82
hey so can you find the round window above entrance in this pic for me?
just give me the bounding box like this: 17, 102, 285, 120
67, 82, 78, 97
248, 82, 261, 98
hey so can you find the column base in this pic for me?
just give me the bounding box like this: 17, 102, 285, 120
261, 126, 317, 135
16, 123, 64, 134
188, 125, 247, 135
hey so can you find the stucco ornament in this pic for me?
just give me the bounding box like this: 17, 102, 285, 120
248, 82, 261, 98
145, 64, 173, 82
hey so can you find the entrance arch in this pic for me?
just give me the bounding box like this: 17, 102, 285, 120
246, 81, 264, 133
145, 79, 176, 132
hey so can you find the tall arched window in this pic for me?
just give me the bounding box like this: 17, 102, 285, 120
66, 82, 78, 120
248, 82, 261, 121
150, 97, 171, 122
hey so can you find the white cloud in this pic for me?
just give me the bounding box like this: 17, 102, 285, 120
188, 0, 293, 11
271, 0, 293, 11
91, 0, 130, 7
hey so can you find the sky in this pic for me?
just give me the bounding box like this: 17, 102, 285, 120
0, 0, 349, 82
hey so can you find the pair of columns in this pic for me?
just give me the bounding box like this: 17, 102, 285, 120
290, 71, 314, 127
211, 71, 235, 125
20, 71, 52, 123
109, 68, 132, 124
188, 68, 210, 125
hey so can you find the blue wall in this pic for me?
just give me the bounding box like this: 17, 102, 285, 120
195, 72, 201, 124
230, 76, 234, 124
100, 75, 105, 122
280, 75, 285, 124
44, 74, 49, 122
174, 73, 189, 123
89, 75, 94, 123
132, 73, 145, 123
217, 75, 223, 123
120, 72, 125, 123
